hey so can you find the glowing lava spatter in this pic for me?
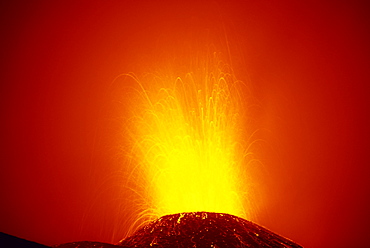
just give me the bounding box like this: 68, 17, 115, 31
127, 53, 252, 221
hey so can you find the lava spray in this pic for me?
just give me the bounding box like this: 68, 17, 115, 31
121, 51, 260, 230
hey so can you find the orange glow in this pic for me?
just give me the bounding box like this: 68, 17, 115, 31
126, 53, 253, 220
2, 1, 369, 247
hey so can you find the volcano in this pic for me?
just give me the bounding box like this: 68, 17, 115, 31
118, 212, 302, 247
12, 212, 302, 248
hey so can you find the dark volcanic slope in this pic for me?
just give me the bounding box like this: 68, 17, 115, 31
54, 241, 119, 248
119, 212, 302, 248
0, 232, 50, 248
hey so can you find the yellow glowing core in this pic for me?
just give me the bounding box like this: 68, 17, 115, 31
128, 55, 248, 219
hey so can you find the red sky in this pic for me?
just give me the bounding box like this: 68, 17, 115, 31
1, 1, 369, 247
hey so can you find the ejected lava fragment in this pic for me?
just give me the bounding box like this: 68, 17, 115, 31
119, 212, 302, 248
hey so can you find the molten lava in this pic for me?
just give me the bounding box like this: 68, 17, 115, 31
127, 53, 253, 221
